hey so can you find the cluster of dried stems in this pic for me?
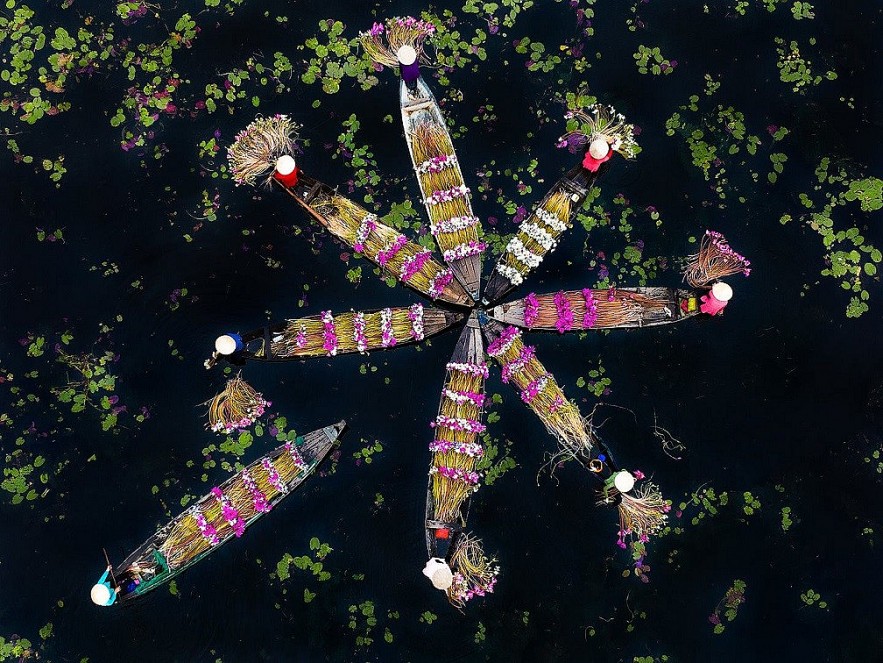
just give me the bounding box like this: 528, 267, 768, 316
161, 443, 311, 567
431, 370, 484, 523
411, 122, 479, 254
499, 190, 572, 279
491, 332, 594, 458
227, 115, 299, 187
312, 192, 452, 296
526, 289, 667, 329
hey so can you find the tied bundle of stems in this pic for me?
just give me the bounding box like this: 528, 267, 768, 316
227, 115, 300, 187
162, 444, 311, 567
490, 329, 594, 458
558, 104, 639, 159
359, 16, 436, 68
312, 193, 452, 296
411, 123, 479, 253
271, 308, 429, 357
206, 376, 269, 434
683, 230, 751, 287
498, 190, 571, 280
447, 534, 499, 609
431, 370, 484, 523
528, 290, 665, 328
602, 479, 670, 548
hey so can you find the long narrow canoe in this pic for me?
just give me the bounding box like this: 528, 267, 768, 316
221, 305, 464, 362
489, 287, 702, 331
401, 77, 483, 300
110, 421, 345, 603
425, 311, 486, 563
277, 174, 472, 307
482, 162, 607, 305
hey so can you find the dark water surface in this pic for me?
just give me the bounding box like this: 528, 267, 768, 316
1, 0, 881, 661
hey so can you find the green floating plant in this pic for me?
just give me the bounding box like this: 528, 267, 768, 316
774, 37, 836, 93
780, 158, 881, 317
633, 45, 677, 76
800, 588, 827, 609
709, 579, 746, 634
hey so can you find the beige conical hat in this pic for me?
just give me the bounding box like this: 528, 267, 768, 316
589, 138, 610, 160
215, 335, 238, 355
275, 155, 296, 175
614, 470, 636, 493
90, 583, 111, 606
422, 558, 453, 590
712, 281, 733, 302
397, 45, 417, 66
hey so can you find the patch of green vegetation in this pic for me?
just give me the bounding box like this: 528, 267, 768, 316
298, 19, 376, 95
633, 45, 677, 75
864, 447, 882, 475
275, 537, 334, 604
780, 158, 881, 317
709, 579, 746, 633
781, 506, 793, 531
419, 610, 437, 624
664, 77, 788, 205
514, 37, 561, 73
353, 438, 384, 465
742, 491, 761, 516
577, 359, 611, 398
0, 634, 34, 661
774, 37, 836, 93
800, 588, 827, 609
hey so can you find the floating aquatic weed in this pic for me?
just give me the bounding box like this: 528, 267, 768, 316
709, 579, 746, 634
633, 45, 677, 75
780, 159, 881, 317
800, 588, 828, 609
775, 37, 835, 93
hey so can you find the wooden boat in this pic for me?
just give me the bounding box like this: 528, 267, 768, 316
489, 287, 702, 331
276, 174, 472, 307
425, 311, 485, 563
109, 421, 345, 603
400, 77, 482, 300
482, 162, 608, 305
223, 305, 464, 362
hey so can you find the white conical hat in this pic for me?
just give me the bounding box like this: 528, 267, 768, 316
712, 281, 733, 302
589, 138, 610, 160
215, 335, 238, 355
91, 583, 111, 606
275, 154, 296, 175
422, 558, 453, 590
397, 45, 417, 66
614, 470, 636, 493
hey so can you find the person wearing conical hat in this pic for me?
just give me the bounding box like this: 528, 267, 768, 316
273, 155, 300, 187
422, 557, 454, 591
90, 565, 120, 606
582, 135, 618, 172
699, 281, 733, 316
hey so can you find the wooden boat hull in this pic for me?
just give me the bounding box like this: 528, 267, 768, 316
425, 311, 484, 563
112, 421, 345, 602
227, 305, 465, 362
401, 78, 482, 300
277, 175, 472, 307
489, 287, 702, 330
482, 162, 608, 305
